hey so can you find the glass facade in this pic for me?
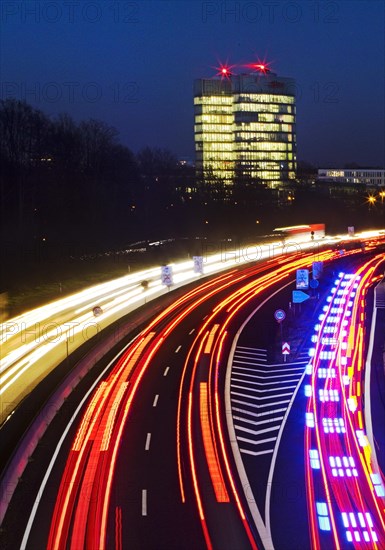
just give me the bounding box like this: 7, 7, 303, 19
194, 73, 297, 188
318, 169, 385, 187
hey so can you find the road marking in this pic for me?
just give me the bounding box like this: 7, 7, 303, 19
224, 277, 295, 550
231, 374, 301, 386
240, 448, 274, 457
20, 333, 141, 549
233, 415, 284, 427
233, 406, 287, 418
142, 490, 147, 516
145, 433, 151, 451
189, 328, 195, 335
153, 394, 159, 407
232, 367, 302, 379
232, 398, 291, 409
175, 345, 181, 353
237, 435, 277, 445
231, 383, 297, 394
231, 390, 295, 401
163, 367, 170, 377
234, 353, 267, 363
234, 424, 280, 436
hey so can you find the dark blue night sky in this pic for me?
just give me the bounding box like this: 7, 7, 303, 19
1, 0, 384, 167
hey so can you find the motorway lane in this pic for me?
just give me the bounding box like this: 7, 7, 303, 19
3, 249, 346, 548
15, 266, 272, 548
2, 234, 384, 428
226, 254, 385, 550
2, 236, 332, 427
226, 275, 313, 549
367, 282, 385, 477
302, 257, 385, 550
102, 316, 253, 550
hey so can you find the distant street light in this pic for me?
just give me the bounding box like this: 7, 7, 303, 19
367, 195, 376, 207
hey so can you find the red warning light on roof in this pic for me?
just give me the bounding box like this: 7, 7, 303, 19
214, 62, 235, 79
245, 59, 273, 74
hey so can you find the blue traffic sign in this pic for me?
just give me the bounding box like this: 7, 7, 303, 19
309, 279, 319, 289
292, 290, 310, 303
274, 309, 286, 322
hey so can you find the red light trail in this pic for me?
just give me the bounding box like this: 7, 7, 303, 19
46, 248, 357, 549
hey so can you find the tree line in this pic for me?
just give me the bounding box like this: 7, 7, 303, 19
0, 98, 197, 258
2, 99, 381, 287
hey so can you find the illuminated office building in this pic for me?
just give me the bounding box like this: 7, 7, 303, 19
194, 66, 296, 189
318, 169, 385, 187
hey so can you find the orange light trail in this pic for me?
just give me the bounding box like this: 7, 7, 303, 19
199, 382, 230, 502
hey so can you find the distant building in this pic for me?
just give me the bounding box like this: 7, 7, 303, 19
317, 169, 385, 187
194, 67, 296, 189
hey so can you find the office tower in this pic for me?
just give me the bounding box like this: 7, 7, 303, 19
194, 66, 296, 189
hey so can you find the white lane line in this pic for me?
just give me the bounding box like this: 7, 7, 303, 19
234, 353, 267, 363
189, 328, 195, 335
364, 289, 380, 476
163, 367, 170, 377
233, 360, 305, 371
224, 277, 295, 550
232, 406, 287, 418
231, 383, 297, 394
142, 490, 147, 516
153, 394, 159, 407
241, 448, 274, 457
233, 415, 284, 427
231, 374, 301, 386
268, 361, 308, 367
231, 365, 304, 383
231, 368, 302, 380
231, 390, 295, 401
20, 333, 140, 550
203, 315, 209, 320
237, 435, 277, 445
231, 398, 291, 409
175, 345, 181, 353
234, 357, 267, 363
232, 375, 301, 385
234, 424, 280, 436
145, 433, 151, 451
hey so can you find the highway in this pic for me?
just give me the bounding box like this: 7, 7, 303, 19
0, 234, 333, 426
1, 230, 382, 427
1, 243, 384, 550
302, 256, 385, 549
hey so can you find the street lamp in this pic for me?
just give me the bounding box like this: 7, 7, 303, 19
367, 195, 376, 206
